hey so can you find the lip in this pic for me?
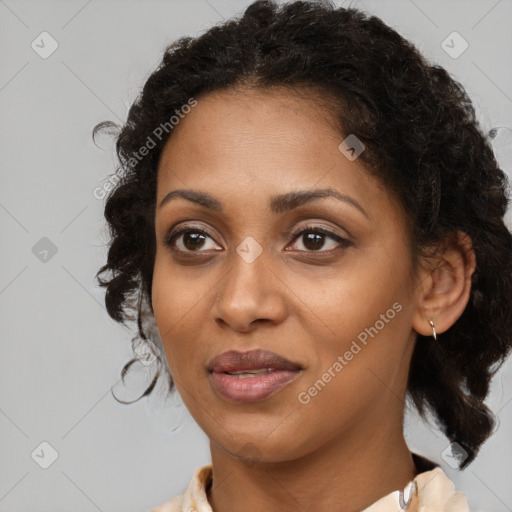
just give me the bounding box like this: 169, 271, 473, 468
208, 349, 302, 373
207, 349, 303, 403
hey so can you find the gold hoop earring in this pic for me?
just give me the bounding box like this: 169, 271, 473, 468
429, 319, 437, 341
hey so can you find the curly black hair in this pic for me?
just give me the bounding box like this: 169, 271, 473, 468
94, 0, 512, 469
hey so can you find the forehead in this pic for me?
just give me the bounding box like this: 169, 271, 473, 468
161, 87, 338, 160
157, 88, 368, 189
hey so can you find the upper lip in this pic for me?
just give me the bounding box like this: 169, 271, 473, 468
207, 349, 302, 373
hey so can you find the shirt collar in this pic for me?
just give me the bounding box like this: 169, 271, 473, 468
155, 458, 470, 512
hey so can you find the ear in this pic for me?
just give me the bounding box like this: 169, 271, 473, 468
412, 231, 476, 337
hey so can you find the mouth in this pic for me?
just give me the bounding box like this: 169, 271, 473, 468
207, 349, 303, 403
223, 368, 277, 378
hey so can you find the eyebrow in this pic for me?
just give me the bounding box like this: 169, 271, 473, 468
158, 187, 369, 219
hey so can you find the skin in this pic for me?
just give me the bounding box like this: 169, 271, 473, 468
151, 87, 476, 512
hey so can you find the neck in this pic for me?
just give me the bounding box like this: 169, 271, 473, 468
207, 419, 417, 512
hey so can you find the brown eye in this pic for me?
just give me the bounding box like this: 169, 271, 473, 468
288, 226, 351, 252
301, 232, 327, 251
165, 228, 221, 253
182, 232, 207, 250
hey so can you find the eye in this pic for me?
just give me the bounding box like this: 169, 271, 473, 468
165, 226, 221, 253
287, 225, 351, 253
164, 223, 351, 255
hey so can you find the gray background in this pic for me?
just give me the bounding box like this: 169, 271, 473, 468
1, 0, 511, 511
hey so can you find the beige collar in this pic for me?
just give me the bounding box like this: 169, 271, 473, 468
152, 463, 470, 512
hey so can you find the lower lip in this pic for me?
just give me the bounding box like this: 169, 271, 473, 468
209, 369, 301, 403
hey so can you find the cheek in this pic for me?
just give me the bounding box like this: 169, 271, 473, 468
290, 309, 410, 456
152, 251, 210, 322
151, 258, 207, 371
314, 256, 405, 338
305, 251, 411, 387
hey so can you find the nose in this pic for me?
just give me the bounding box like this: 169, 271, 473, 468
210, 246, 288, 333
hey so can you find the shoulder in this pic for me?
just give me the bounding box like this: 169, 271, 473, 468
149, 464, 213, 512
414, 466, 471, 511
362, 456, 471, 512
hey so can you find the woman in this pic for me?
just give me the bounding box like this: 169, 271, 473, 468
94, 1, 512, 510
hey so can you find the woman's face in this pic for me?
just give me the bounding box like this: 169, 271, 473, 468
152, 88, 421, 463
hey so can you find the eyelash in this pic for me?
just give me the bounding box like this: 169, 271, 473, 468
164, 223, 351, 255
